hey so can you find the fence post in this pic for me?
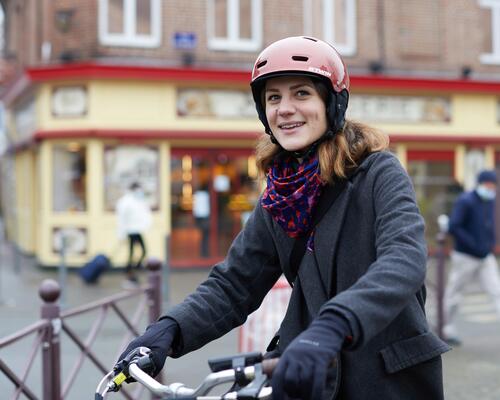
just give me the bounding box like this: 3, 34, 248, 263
39, 279, 62, 400
435, 232, 447, 340
58, 234, 68, 308
146, 258, 163, 399
146, 258, 162, 324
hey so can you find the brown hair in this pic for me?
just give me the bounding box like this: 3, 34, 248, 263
255, 121, 389, 184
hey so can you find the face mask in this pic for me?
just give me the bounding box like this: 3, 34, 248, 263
476, 185, 496, 201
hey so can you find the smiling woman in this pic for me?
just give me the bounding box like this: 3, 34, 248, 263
115, 36, 449, 400
264, 76, 328, 153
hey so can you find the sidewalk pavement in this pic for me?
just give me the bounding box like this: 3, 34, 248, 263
1, 240, 500, 399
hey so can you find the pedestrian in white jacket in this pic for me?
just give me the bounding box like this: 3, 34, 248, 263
116, 182, 152, 287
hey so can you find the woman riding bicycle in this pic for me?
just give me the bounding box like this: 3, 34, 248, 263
116, 36, 450, 400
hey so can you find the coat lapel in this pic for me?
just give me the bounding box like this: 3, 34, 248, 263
314, 182, 353, 297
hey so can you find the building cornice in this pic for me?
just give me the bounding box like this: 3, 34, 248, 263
2, 62, 500, 105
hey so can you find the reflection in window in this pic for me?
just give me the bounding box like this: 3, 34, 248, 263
53, 144, 86, 212
104, 145, 159, 211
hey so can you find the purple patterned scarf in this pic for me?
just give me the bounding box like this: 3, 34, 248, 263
261, 154, 324, 250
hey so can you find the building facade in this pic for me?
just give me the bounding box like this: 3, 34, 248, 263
1, 0, 500, 268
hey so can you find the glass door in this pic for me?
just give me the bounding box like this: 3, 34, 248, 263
170, 149, 259, 267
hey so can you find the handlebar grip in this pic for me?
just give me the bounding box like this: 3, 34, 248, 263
261, 358, 279, 377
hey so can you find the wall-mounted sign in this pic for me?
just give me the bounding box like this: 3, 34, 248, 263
52, 86, 88, 117
177, 88, 256, 118
173, 32, 197, 49
52, 227, 88, 255
347, 95, 451, 123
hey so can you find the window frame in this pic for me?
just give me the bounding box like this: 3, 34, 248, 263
322, 0, 357, 56
98, 0, 161, 48
479, 0, 500, 65
207, 0, 262, 52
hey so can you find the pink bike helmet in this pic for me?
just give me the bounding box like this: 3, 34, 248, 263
251, 36, 349, 142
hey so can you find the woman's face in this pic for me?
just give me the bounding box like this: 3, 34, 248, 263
264, 76, 327, 152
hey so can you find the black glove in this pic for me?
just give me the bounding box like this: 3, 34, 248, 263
271, 310, 351, 400
116, 317, 179, 377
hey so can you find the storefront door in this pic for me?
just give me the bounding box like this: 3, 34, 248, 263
170, 149, 259, 268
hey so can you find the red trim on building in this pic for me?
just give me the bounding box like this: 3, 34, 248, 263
4, 62, 500, 104
33, 129, 261, 141
407, 150, 455, 161
26, 63, 252, 83
25, 64, 500, 93
351, 76, 500, 93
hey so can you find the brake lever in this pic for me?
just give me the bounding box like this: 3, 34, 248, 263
108, 347, 154, 392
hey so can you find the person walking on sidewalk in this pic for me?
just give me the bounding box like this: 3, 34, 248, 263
116, 182, 152, 288
443, 170, 500, 345
115, 36, 449, 399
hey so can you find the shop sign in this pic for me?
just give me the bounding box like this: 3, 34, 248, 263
347, 95, 451, 123
177, 88, 256, 118
14, 98, 36, 140
52, 86, 88, 117
52, 227, 88, 255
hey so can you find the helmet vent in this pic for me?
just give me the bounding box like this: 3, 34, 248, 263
303, 36, 317, 42
256, 60, 267, 69
292, 55, 309, 62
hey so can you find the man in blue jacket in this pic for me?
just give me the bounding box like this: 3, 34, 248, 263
444, 170, 500, 345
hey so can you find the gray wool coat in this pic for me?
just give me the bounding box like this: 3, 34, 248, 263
166, 151, 450, 399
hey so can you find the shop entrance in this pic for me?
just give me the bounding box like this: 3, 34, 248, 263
170, 148, 259, 268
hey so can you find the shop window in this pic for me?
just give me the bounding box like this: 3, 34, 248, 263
322, 0, 357, 56
207, 0, 262, 51
52, 144, 87, 212
98, 0, 161, 47
104, 145, 159, 211
406, 150, 458, 249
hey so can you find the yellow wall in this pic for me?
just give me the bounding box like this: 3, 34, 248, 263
14, 150, 37, 253
375, 94, 499, 137
37, 80, 261, 133
35, 81, 500, 140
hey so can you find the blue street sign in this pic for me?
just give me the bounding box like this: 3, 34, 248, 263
173, 32, 197, 50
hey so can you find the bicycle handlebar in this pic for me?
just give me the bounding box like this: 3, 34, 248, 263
95, 350, 279, 400
128, 357, 279, 399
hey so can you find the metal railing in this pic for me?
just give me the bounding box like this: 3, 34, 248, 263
0, 259, 163, 400
425, 221, 450, 341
